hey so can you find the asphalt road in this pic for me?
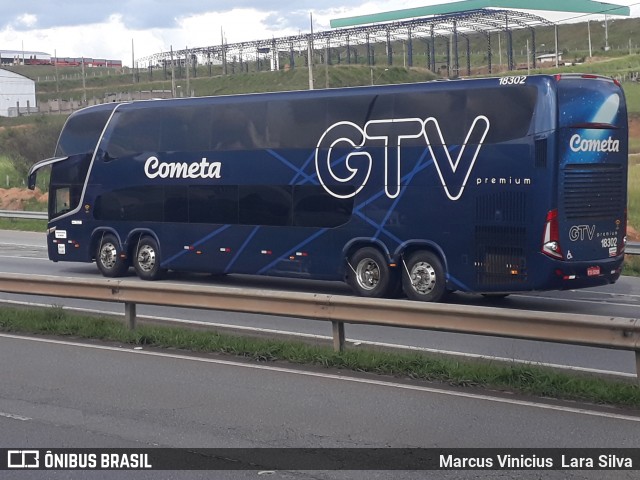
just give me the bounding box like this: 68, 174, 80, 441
1, 333, 639, 480
0, 230, 638, 377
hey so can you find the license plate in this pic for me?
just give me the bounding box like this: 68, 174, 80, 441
587, 266, 600, 277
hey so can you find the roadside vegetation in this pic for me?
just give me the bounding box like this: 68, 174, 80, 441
0, 305, 637, 408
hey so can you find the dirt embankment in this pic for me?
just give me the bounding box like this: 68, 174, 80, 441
0, 187, 48, 211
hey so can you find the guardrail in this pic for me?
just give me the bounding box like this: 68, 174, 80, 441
1, 210, 639, 254
0, 272, 637, 384
0, 209, 47, 220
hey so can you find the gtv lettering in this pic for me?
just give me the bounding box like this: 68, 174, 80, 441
315, 116, 490, 201
569, 224, 596, 241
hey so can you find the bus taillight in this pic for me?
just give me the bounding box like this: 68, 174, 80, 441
542, 209, 563, 259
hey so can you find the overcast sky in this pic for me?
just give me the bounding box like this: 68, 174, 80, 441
1, 0, 638, 66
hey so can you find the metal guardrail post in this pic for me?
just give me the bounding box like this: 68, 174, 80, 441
125, 302, 137, 330
332, 321, 345, 352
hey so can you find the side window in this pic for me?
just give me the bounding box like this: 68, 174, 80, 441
48, 153, 92, 219
293, 185, 354, 228
93, 183, 354, 228
94, 186, 164, 222
189, 186, 238, 224
239, 185, 292, 226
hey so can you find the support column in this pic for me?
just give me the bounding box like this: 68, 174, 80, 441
430, 26, 436, 72
332, 321, 345, 353
453, 20, 459, 78
125, 302, 137, 330
407, 27, 413, 67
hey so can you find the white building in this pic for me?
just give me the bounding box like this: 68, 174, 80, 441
0, 69, 37, 117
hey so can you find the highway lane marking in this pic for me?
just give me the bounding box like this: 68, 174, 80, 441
0, 298, 635, 379
0, 241, 46, 247
559, 290, 640, 299
1, 332, 639, 424
509, 293, 640, 308
0, 411, 31, 421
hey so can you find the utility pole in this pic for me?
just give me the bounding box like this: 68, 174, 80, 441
131, 39, 136, 83
54, 49, 59, 94
308, 12, 314, 90
185, 47, 190, 97
81, 57, 87, 104
221, 28, 227, 75
170, 46, 176, 98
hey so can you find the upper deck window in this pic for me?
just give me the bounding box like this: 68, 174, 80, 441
55, 105, 117, 157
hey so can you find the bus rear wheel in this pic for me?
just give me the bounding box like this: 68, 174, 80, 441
402, 251, 446, 302
133, 237, 166, 281
346, 247, 396, 298
96, 234, 128, 278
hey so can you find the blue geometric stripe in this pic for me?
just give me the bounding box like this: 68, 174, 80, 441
224, 226, 261, 273
257, 228, 329, 275
162, 224, 231, 266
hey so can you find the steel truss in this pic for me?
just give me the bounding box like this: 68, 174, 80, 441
137, 8, 554, 79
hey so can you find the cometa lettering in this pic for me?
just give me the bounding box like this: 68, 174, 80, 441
569, 134, 619, 153
144, 156, 222, 179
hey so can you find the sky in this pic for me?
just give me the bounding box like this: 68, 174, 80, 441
1, 0, 639, 66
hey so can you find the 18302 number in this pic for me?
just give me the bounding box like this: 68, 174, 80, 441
499, 76, 527, 85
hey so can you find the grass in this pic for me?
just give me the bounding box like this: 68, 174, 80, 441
623, 255, 640, 276
0, 305, 638, 408
0, 156, 24, 189
0, 218, 46, 231
629, 161, 640, 232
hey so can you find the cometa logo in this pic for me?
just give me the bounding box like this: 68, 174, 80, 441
569, 134, 619, 153
144, 156, 222, 179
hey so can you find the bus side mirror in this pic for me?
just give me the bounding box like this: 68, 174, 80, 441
27, 156, 69, 191
28, 171, 37, 190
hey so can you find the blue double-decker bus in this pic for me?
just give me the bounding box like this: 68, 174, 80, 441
28, 74, 628, 302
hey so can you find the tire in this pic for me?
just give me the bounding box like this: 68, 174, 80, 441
401, 251, 446, 302
133, 236, 166, 281
96, 233, 129, 278
346, 247, 397, 298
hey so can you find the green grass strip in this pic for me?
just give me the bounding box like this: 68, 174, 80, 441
0, 218, 46, 232
0, 305, 638, 408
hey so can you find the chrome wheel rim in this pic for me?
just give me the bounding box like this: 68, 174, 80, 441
137, 245, 157, 273
99, 243, 118, 269
409, 261, 436, 295
355, 258, 380, 291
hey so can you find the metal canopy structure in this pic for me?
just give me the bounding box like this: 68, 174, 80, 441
330, 0, 629, 28
137, 1, 628, 81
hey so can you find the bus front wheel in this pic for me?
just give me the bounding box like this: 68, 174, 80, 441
346, 247, 396, 298
133, 237, 166, 281
402, 251, 446, 302
96, 234, 128, 278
